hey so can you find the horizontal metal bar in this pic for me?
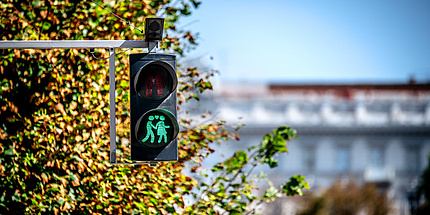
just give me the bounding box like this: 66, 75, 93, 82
0, 40, 150, 49
111, 162, 159, 165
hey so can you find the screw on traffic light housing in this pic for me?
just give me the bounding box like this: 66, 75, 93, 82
130, 53, 179, 161
145, 18, 164, 41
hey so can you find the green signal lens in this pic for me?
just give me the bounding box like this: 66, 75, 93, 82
135, 109, 179, 148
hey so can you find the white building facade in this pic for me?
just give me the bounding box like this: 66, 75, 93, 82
189, 81, 430, 214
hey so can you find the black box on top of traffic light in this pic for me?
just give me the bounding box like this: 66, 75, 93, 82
129, 53, 179, 162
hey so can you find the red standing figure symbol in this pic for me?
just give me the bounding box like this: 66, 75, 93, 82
154, 71, 165, 97
144, 76, 154, 97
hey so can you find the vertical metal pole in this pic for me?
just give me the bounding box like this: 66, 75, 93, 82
109, 48, 116, 164
148, 41, 157, 53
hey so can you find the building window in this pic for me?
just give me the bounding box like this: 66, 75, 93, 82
406, 146, 420, 172
303, 146, 316, 171
336, 147, 350, 172
369, 147, 384, 168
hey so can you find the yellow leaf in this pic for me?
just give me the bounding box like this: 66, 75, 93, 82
66, 125, 73, 132
41, 173, 49, 183
82, 132, 90, 141
40, 10, 48, 19
77, 163, 84, 172
70, 101, 77, 110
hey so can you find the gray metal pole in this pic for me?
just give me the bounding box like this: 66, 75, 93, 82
109, 48, 117, 164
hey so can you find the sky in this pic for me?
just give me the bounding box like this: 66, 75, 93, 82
180, 0, 430, 83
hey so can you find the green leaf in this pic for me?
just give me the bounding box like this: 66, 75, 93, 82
223, 151, 248, 173
120, 80, 129, 88
42, 22, 51, 30
274, 126, 297, 140
4, 148, 14, 156
135, 202, 146, 210
75, 124, 86, 130
57, 198, 65, 205
272, 135, 288, 153
149, 197, 159, 205
166, 205, 175, 212
282, 175, 309, 196
211, 163, 224, 172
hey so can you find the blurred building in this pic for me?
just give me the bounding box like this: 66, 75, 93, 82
190, 81, 430, 214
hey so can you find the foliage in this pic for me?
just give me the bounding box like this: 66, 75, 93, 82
417, 154, 430, 214
185, 126, 308, 214
0, 0, 307, 214
298, 179, 392, 215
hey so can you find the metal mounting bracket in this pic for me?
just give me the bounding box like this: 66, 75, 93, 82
0, 40, 157, 165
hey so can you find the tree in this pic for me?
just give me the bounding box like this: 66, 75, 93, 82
298, 179, 392, 215
417, 154, 430, 214
0, 0, 307, 214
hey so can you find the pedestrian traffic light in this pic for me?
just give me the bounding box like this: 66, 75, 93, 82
129, 53, 179, 162
145, 18, 164, 41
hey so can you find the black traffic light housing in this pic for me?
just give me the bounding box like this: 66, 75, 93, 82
130, 53, 179, 161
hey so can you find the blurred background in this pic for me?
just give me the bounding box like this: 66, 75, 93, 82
180, 0, 430, 214
180, 0, 430, 83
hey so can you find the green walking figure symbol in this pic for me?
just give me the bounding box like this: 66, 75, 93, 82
141, 115, 156, 143
156, 115, 170, 143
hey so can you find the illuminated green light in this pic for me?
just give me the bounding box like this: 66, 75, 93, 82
141, 115, 170, 144
136, 109, 179, 148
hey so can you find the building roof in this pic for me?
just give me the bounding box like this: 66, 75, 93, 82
200, 82, 430, 127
